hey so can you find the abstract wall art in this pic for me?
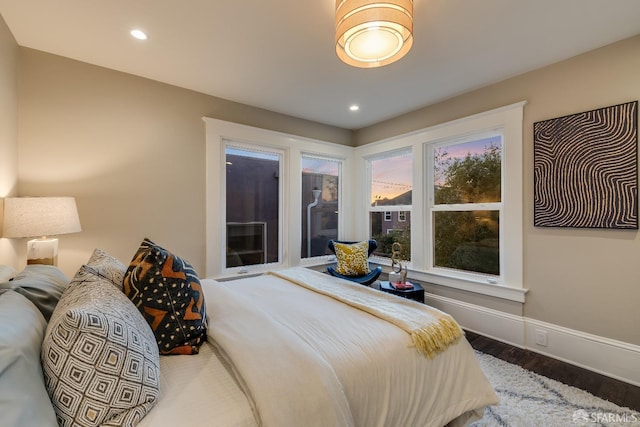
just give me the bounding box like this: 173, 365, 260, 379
533, 101, 638, 229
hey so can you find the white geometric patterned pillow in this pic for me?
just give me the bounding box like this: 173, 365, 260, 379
86, 248, 127, 291
41, 265, 160, 427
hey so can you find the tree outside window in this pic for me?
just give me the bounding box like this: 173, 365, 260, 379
432, 136, 501, 275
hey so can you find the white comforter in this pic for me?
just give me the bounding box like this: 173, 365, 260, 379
204, 268, 498, 427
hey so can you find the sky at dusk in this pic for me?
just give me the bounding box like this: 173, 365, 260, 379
226, 136, 501, 204
371, 136, 501, 202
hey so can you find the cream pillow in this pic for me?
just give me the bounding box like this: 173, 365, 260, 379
334, 241, 371, 276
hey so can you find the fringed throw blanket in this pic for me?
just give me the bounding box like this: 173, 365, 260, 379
269, 268, 464, 358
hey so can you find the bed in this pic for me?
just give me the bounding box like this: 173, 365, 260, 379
1, 247, 497, 427
138, 267, 498, 427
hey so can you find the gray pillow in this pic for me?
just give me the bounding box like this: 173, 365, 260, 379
0, 265, 69, 321
0, 265, 17, 282
0, 290, 58, 427
42, 265, 160, 427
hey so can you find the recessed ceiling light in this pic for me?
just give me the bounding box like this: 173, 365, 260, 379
349, 105, 360, 111
130, 29, 148, 40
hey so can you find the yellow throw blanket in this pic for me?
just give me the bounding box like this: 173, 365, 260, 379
269, 268, 464, 358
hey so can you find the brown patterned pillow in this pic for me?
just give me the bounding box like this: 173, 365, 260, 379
123, 239, 207, 355
42, 265, 160, 427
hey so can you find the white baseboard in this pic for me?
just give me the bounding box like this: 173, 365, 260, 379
426, 293, 640, 387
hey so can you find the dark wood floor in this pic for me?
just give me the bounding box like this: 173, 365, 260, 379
465, 330, 640, 412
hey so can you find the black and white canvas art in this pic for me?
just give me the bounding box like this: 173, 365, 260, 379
533, 101, 638, 229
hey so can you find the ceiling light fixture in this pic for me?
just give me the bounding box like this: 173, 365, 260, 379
130, 29, 148, 40
350, 105, 360, 111
335, 0, 413, 68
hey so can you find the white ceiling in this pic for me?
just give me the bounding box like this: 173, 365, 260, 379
2, 0, 640, 130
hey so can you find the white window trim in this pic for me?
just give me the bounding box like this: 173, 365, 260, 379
354, 102, 527, 302
205, 103, 526, 302
384, 211, 392, 221
224, 142, 285, 274
301, 153, 343, 263
426, 132, 503, 287
204, 118, 352, 279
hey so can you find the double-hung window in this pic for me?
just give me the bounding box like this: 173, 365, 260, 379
205, 117, 351, 278
301, 155, 341, 259
355, 102, 525, 301
225, 145, 283, 269
205, 103, 524, 300
429, 135, 502, 276
367, 149, 412, 262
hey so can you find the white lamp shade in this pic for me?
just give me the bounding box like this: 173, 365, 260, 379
2, 197, 82, 238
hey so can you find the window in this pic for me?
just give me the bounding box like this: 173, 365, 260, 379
301, 156, 340, 258
205, 117, 352, 278
206, 103, 524, 301
368, 150, 412, 261
353, 102, 525, 302
225, 146, 282, 269
431, 135, 502, 276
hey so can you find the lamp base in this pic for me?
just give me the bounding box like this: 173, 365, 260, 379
26, 238, 58, 266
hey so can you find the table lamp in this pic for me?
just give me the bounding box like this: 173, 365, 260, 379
1, 197, 82, 265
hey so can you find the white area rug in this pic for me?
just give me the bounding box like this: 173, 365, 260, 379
470, 352, 640, 427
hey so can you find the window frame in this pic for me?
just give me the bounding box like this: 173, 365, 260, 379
353, 102, 526, 302
366, 148, 413, 263
205, 102, 525, 301
426, 131, 504, 280
224, 143, 285, 272
300, 153, 343, 261
204, 118, 352, 279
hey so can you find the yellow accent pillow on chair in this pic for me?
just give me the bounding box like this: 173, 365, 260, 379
334, 241, 371, 276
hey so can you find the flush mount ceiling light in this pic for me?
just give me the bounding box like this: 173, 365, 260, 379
335, 0, 413, 68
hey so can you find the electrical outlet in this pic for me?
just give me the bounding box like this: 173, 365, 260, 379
535, 329, 548, 347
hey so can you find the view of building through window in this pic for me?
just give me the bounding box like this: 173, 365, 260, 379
225, 147, 281, 268
301, 157, 340, 258
432, 136, 502, 275
369, 151, 412, 260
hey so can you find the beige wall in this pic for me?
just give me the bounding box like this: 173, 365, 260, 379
0, 15, 18, 265
356, 35, 640, 345
17, 48, 351, 277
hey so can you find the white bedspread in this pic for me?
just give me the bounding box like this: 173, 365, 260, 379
137, 341, 257, 427
205, 269, 498, 427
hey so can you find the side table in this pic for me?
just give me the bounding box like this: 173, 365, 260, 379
379, 281, 424, 304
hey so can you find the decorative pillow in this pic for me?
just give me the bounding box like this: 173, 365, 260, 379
85, 248, 127, 290
334, 241, 371, 276
0, 265, 70, 321
123, 238, 207, 355
42, 265, 160, 427
0, 264, 17, 282
0, 290, 58, 427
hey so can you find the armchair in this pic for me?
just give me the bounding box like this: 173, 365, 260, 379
327, 240, 382, 286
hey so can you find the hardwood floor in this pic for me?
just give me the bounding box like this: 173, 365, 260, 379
464, 330, 640, 412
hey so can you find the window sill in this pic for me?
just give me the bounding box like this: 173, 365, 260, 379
414, 270, 527, 303
372, 262, 527, 303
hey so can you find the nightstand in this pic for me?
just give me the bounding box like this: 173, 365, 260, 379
379, 281, 424, 304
